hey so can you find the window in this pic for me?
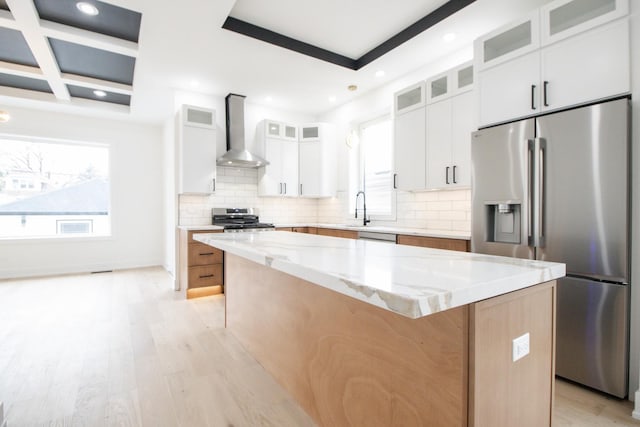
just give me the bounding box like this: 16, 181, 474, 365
357, 115, 395, 219
0, 136, 110, 238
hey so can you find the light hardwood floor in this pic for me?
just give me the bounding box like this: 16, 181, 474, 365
0, 267, 638, 427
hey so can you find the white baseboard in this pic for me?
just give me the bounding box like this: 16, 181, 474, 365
633, 391, 640, 420
0, 260, 163, 280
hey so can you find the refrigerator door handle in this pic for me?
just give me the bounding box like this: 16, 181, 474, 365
534, 138, 547, 248
528, 139, 535, 245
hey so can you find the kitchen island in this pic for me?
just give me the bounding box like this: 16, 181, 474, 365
194, 231, 565, 427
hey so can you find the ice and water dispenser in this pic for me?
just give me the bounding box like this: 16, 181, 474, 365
484, 202, 521, 244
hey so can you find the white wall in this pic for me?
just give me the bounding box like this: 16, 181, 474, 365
0, 106, 164, 278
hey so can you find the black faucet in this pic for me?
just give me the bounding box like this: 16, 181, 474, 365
355, 191, 370, 226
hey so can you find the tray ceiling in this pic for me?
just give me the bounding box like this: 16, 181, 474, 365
0, 0, 140, 112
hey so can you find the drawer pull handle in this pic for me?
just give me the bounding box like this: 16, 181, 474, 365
199, 274, 215, 279
199, 252, 214, 256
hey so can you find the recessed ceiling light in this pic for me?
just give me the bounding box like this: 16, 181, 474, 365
265, 96, 273, 102
93, 90, 107, 98
0, 110, 10, 122
347, 85, 358, 92
190, 80, 199, 88
76, 2, 99, 16
328, 96, 337, 103
375, 70, 385, 78
443, 32, 456, 42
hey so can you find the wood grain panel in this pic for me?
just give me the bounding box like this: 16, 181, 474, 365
188, 264, 223, 288
188, 243, 223, 266
315, 228, 358, 239
179, 228, 224, 298
397, 234, 469, 252
469, 281, 556, 427
225, 254, 468, 427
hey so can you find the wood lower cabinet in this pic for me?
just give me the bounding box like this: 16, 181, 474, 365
316, 228, 358, 239
178, 228, 224, 299
397, 234, 469, 252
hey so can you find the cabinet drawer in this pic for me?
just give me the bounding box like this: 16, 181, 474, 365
188, 243, 223, 266
188, 264, 223, 288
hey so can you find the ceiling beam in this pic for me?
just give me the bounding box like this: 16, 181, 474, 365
40, 20, 138, 58
0, 61, 42, 79
0, 9, 19, 30
6, 0, 70, 101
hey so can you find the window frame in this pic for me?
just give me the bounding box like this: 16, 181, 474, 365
0, 133, 113, 241
355, 114, 396, 222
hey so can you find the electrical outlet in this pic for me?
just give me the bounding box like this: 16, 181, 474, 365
512, 332, 530, 362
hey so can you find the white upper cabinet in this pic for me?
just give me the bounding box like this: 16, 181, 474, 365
427, 61, 474, 103
258, 119, 299, 197
299, 123, 336, 198
177, 105, 216, 194
540, 18, 629, 110
541, 0, 628, 45
475, 11, 541, 71
426, 91, 475, 190
478, 50, 541, 127
427, 73, 450, 104
476, 0, 629, 127
265, 120, 298, 141
394, 61, 475, 191
394, 106, 426, 191
394, 82, 425, 116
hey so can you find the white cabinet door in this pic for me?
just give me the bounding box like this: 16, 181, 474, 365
451, 91, 475, 187
180, 125, 216, 193
258, 138, 283, 196
541, 0, 628, 45
178, 105, 216, 194
299, 141, 322, 196
426, 100, 452, 189
478, 51, 541, 127
394, 107, 426, 191
475, 11, 540, 70
394, 82, 425, 115
280, 139, 299, 197
541, 18, 629, 112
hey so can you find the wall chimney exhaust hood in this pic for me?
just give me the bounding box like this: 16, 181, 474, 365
217, 94, 269, 168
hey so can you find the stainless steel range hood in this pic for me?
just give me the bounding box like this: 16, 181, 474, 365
217, 94, 269, 168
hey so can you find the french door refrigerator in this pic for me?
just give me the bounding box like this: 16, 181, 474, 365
471, 97, 630, 398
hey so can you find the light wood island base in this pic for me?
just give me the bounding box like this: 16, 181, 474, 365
224, 253, 556, 427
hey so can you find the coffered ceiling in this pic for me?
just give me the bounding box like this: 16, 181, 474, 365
0, 0, 139, 114
0, 0, 552, 124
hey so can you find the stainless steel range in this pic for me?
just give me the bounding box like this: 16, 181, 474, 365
212, 208, 275, 232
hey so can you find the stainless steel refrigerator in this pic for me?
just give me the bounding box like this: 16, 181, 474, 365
470, 97, 630, 398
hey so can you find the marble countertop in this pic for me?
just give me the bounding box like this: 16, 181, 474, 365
275, 223, 471, 240
177, 225, 224, 231
194, 231, 565, 319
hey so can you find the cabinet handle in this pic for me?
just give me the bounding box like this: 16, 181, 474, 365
279, 183, 283, 194
393, 173, 397, 189
300, 184, 302, 195
543, 81, 549, 107
446, 166, 450, 185
199, 274, 215, 279
199, 252, 214, 256
531, 84, 537, 110
212, 178, 216, 192
284, 182, 287, 194
453, 165, 457, 184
